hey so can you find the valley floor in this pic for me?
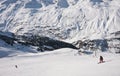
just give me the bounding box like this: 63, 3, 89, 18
0, 48, 120, 76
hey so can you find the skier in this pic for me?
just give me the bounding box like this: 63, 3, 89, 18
15, 65, 18, 68
99, 56, 104, 63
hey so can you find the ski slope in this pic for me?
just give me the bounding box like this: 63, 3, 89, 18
0, 0, 120, 75
0, 48, 120, 76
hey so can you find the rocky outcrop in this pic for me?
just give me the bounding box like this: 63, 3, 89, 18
73, 31, 120, 53
0, 31, 77, 52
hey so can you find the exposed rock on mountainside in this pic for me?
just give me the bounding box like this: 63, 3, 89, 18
73, 31, 120, 53
0, 31, 77, 52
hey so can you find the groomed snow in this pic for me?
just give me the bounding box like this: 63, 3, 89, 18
0, 48, 120, 76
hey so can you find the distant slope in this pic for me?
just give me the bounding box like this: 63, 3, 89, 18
0, 31, 77, 58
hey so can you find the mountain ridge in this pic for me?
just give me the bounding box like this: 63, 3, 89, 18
0, 0, 120, 41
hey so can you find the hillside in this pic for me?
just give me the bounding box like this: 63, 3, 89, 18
0, 1, 120, 76
0, 48, 120, 76
0, 0, 120, 40
0, 0, 120, 55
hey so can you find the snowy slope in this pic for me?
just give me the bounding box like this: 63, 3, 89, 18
0, 0, 120, 40
0, 39, 38, 58
0, 1, 120, 75
0, 48, 120, 76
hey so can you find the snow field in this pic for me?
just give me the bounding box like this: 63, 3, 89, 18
0, 48, 120, 76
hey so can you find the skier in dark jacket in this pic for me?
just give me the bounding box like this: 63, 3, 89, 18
99, 56, 104, 63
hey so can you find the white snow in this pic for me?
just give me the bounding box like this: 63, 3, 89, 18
0, 0, 120, 76
0, 39, 38, 58
0, 48, 120, 76
0, 0, 120, 40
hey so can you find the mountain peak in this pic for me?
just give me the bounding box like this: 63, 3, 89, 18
0, 0, 120, 41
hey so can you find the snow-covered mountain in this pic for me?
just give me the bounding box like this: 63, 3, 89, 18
0, 0, 120, 54
0, 1, 120, 75
0, 0, 120, 40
